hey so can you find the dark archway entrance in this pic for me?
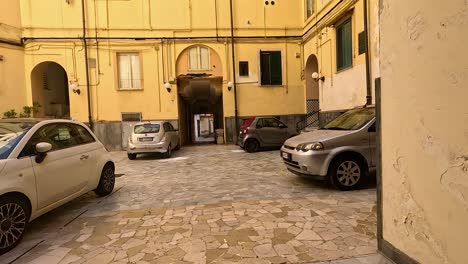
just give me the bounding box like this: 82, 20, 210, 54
31, 62, 70, 118
177, 78, 223, 145
176, 45, 224, 145
305, 54, 320, 127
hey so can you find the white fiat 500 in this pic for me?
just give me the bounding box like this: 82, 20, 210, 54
0, 119, 115, 254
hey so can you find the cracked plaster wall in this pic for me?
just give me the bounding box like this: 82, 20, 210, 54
380, 0, 468, 263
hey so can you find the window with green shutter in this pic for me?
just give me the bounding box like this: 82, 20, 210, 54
336, 18, 353, 71
260, 51, 282, 85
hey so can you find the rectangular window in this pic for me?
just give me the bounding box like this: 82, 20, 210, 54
189, 46, 210, 71
336, 18, 353, 71
305, 0, 314, 19
260, 51, 282, 85
239, 61, 249, 76
117, 52, 142, 89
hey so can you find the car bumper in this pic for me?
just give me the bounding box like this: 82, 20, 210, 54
127, 141, 168, 154
280, 146, 329, 177
238, 136, 245, 147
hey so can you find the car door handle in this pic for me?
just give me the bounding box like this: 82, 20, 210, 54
80, 154, 89, 160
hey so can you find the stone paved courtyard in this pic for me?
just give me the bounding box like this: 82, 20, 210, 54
0, 145, 383, 264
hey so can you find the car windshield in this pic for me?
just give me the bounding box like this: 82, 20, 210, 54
134, 124, 160, 134
322, 108, 375, 130
0, 121, 36, 159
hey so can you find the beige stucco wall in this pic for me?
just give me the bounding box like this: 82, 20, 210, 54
0, 0, 26, 116
380, 0, 468, 263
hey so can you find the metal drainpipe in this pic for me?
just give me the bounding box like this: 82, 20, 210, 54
229, 0, 239, 143
363, 0, 372, 105
82, 0, 93, 128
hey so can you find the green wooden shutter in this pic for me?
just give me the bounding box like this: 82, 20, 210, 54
270, 51, 282, 85
260, 52, 271, 85
337, 18, 353, 71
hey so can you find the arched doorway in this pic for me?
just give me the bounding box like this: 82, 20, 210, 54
176, 45, 224, 145
305, 54, 320, 127
31, 62, 70, 118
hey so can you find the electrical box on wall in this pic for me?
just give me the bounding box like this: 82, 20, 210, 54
358, 31, 367, 55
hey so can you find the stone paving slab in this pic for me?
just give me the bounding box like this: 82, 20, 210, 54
5, 193, 377, 264
0, 145, 378, 264
310, 253, 394, 264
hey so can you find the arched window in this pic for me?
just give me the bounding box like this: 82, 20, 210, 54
188, 46, 210, 71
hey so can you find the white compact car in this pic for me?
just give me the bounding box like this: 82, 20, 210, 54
0, 119, 115, 254
127, 121, 180, 160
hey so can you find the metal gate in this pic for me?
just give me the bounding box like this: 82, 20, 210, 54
306, 99, 320, 127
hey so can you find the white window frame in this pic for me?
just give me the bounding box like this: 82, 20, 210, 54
305, 0, 314, 20
188, 46, 211, 71
116, 51, 143, 90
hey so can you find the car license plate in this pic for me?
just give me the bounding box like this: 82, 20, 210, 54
281, 151, 290, 160
139, 137, 153, 142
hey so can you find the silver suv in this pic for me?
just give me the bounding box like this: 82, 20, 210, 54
238, 117, 297, 153
280, 107, 376, 190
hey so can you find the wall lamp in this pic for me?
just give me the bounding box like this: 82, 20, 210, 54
227, 81, 233, 91
70, 81, 80, 95
312, 72, 325, 82
164, 82, 172, 93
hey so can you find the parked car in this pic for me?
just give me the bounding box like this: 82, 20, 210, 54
0, 119, 115, 254
127, 121, 180, 160
280, 107, 376, 190
238, 117, 297, 153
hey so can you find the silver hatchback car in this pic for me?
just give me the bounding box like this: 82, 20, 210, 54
281, 107, 376, 190
127, 121, 180, 160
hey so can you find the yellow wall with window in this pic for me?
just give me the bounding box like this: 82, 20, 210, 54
15, 0, 306, 124
302, 0, 379, 112
2, 0, 378, 143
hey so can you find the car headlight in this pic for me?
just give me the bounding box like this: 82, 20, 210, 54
296, 142, 324, 152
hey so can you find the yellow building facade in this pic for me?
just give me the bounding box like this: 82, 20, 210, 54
0, 0, 379, 149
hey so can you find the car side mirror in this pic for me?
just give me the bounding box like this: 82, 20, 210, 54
35, 142, 52, 163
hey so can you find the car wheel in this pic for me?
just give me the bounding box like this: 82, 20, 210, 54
94, 164, 115, 197
127, 153, 137, 160
0, 195, 30, 255
165, 144, 172, 158
174, 143, 180, 151
329, 156, 364, 191
244, 139, 259, 153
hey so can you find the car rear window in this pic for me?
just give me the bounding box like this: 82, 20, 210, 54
240, 117, 255, 129
134, 124, 160, 134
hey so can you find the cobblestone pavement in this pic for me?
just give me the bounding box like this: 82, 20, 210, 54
1, 145, 379, 264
